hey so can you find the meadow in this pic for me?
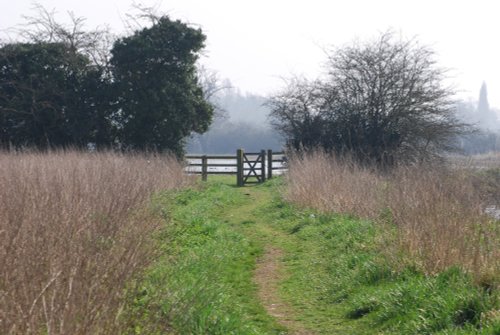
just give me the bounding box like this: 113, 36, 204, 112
1, 150, 499, 334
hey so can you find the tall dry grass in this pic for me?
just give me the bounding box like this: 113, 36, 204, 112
0, 150, 191, 335
285, 151, 500, 281
285, 153, 383, 218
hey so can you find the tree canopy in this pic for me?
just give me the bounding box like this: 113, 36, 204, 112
0, 42, 108, 148
269, 32, 467, 165
0, 9, 213, 154
111, 17, 213, 155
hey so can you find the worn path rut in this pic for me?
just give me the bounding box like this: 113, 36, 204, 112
234, 187, 315, 335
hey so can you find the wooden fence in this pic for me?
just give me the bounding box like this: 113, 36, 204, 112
185, 149, 287, 186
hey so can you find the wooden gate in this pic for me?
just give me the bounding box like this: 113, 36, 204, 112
236, 149, 266, 186
185, 149, 287, 186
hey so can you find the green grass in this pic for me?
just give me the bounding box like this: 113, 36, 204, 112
124, 176, 500, 334
257, 178, 500, 334
124, 178, 286, 334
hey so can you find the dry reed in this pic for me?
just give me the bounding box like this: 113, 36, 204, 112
285, 151, 500, 281
285, 152, 382, 218
0, 150, 191, 334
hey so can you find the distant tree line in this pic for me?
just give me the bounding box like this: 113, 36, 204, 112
187, 89, 283, 154
0, 7, 213, 155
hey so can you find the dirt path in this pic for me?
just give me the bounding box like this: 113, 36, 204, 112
254, 246, 314, 335
239, 187, 315, 335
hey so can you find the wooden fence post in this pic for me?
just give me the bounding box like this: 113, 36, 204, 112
267, 149, 273, 179
236, 149, 244, 187
201, 155, 208, 181
260, 149, 266, 182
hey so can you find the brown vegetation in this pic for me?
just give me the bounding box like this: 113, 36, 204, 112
285, 151, 500, 281
0, 150, 191, 334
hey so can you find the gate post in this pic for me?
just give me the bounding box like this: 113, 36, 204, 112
201, 155, 208, 181
236, 148, 244, 187
260, 149, 266, 182
267, 149, 273, 179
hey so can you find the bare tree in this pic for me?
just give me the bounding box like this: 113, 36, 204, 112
17, 3, 114, 69
196, 65, 232, 119
268, 76, 328, 149
269, 32, 468, 165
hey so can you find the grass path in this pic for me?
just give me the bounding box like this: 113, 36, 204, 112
126, 177, 499, 334
217, 182, 370, 334
224, 186, 315, 334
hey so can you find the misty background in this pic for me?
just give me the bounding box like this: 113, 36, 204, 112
186, 85, 283, 154
2, 1, 500, 154
185, 80, 500, 154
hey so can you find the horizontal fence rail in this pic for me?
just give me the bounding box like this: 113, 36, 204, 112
185, 149, 287, 185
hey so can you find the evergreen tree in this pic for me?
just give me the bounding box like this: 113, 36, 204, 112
0, 42, 110, 149
1, 10, 214, 153
110, 16, 213, 155
477, 82, 498, 129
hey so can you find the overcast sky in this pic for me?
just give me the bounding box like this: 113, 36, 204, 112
1, 0, 500, 108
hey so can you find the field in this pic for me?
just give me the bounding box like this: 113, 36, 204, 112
1, 151, 499, 334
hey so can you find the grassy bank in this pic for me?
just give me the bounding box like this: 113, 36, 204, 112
259, 179, 500, 334
126, 177, 499, 334
285, 151, 500, 280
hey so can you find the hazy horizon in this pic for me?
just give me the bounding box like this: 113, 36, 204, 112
1, 0, 500, 110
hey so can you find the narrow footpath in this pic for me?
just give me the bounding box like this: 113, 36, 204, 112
254, 245, 314, 335
211, 181, 368, 334
231, 186, 315, 335
131, 178, 375, 334
192, 179, 363, 334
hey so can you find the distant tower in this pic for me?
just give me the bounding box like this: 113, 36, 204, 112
477, 82, 497, 129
